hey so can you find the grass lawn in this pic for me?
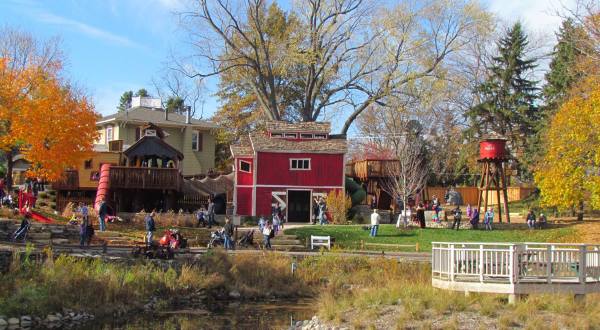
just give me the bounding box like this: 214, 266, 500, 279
285, 224, 576, 251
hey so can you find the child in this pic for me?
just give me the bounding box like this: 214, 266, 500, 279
432, 212, 439, 223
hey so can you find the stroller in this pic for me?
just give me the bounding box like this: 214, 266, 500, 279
207, 229, 225, 249
159, 229, 188, 249
237, 230, 254, 248
12, 217, 31, 242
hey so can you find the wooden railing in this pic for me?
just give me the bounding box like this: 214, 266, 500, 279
432, 242, 600, 284
109, 166, 182, 190
350, 159, 399, 180
53, 170, 79, 190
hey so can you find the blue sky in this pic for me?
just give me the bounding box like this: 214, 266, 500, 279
0, 0, 574, 119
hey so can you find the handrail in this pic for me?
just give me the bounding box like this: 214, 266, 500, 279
432, 242, 600, 285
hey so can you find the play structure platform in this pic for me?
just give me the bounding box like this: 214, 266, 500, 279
432, 242, 600, 303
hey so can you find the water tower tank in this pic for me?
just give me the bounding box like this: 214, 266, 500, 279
479, 138, 507, 160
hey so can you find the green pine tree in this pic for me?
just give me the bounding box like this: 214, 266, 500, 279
117, 90, 133, 111
467, 22, 539, 180
542, 18, 587, 115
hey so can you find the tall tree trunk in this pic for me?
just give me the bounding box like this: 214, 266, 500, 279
577, 200, 584, 221
4, 150, 13, 190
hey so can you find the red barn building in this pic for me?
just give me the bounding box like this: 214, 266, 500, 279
230, 121, 347, 222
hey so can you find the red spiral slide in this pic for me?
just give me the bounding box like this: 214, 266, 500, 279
94, 163, 111, 209
18, 190, 53, 224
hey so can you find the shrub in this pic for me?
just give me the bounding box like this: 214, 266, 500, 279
37, 201, 48, 207
38, 192, 48, 199
325, 190, 352, 224
242, 216, 259, 226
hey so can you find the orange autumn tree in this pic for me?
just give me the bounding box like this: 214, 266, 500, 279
0, 30, 98, 186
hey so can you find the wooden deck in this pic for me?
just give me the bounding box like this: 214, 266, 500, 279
432, 242, 600, 301
108, 166, 182, 190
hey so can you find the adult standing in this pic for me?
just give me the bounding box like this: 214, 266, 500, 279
145, 211, 156, 247
451, 206, 462, 230
318, 198, 328, 225
262, 222, 273, 249
484, 208, 494, 231
97, 198, 108, 232
207, 197, 215, 228
526, 210, 536, 229
223, 217, 234, 250
312, 197, 320, 225
370, 209, 380, 237
416, 203, 426, 229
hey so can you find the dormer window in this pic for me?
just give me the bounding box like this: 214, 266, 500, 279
300, 133, 313, 139
284, 133, 297, 139
314, 134, 327, 139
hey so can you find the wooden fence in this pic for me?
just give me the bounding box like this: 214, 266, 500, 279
425, 186, 535, 206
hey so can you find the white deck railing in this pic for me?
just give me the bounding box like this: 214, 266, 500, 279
432, 242, 600, 284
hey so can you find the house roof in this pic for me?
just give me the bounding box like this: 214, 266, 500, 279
98, 107, 218, 129
229, 136, 254, 158
123, 136, 184, 160
266, 121, 331, 133
250, 132, 346, 154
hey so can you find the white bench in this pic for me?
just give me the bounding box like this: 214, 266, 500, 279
311, 235, 331, 250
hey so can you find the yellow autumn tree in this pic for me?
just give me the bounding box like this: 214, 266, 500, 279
0, 29, 98, 185
325, 190, 352, 224
535, 78, 600, 215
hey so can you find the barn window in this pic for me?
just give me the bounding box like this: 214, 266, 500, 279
239, 160, 251, 173
314, 133, 327, 139
271, 133, 283, 138
300, 133, 313, 139
290, 158, 310, 170
284, 133, 298, 139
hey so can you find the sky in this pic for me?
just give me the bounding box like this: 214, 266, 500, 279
0, 0, 576, 119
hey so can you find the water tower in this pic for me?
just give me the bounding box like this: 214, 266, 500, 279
477, 138, 510, 223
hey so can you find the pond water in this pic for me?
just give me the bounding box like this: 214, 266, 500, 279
83, 300, 316, 330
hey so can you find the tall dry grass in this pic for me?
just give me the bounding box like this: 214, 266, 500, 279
295, 255, 600, 329
0, 250, 308, 318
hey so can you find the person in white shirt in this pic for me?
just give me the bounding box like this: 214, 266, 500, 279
370, 209, 381, 237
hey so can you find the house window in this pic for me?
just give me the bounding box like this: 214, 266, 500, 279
290, 158, 310, 170
239, 160, 251, 173
135, 127, 141, 141
300, 133, 313, 139
284, 133, 298, 139
314, 133, 327, 139
84, 159, 92, 169
271, 133, 283, 138
192, 130, 202, 151
105, 126, 114, 144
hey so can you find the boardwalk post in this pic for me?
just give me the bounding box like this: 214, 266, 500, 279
546, 245, 552, 284
450, 244, 455, 281
479, 244, 484, 283
579, 245, 587, 284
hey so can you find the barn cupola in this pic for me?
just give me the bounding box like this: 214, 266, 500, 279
266, 121, 331, 140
